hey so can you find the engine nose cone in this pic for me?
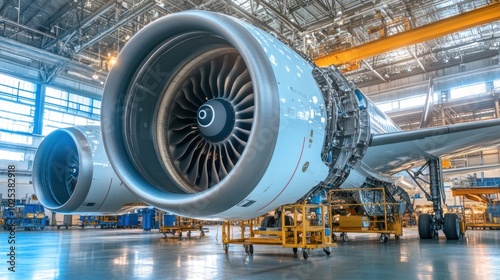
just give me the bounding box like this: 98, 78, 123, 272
197, 98, 235, 142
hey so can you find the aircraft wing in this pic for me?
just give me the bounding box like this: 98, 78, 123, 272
362, 119, 500, 175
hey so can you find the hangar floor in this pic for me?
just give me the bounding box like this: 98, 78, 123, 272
2, 225, 499, 279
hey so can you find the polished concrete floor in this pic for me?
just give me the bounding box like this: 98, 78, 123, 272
1, 225, 499, 280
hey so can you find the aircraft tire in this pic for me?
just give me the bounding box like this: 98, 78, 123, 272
444, 213, 460, 240
418, 214, 433, 239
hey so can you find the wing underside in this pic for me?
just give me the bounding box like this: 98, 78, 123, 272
363, 119, 500, 175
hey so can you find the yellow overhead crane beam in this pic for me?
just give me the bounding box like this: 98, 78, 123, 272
313, 1, 500, 68
451, 187, 500, 196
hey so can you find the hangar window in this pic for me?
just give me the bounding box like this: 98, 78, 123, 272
42, 110, 100, 136
450, 83, 486, 100
494, 79, 500, 90
0, 73, 36, 133
43, 87, 101, 135
45, 87, 100, 118
376, 95, 426, 112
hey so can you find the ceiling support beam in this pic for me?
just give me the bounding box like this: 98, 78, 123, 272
258, 0, 303, 32
226, 0, 284, 41
43, 0, 116, 50
76, 1, 155, 54
0, 16, 57, 39
313, 1, 500, 67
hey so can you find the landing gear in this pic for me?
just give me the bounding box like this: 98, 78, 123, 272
411, 158, 463, 240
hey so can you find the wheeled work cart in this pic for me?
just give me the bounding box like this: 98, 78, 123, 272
328, 188, 403, 243
157, 212, 205, 238
222, 203, 335, 259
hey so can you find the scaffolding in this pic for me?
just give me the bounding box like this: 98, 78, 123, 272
451, 186, 500, 230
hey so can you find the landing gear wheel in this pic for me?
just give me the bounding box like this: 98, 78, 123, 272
444, 213, 460, 240
293, 248, 298, 254
244, 244, 249, 255
302, 249, 308, 259
395, 234, 400, 240
187, 231, 191, 237
178, 231, 182, 238
223, 244, 228, 254
332, 233, 337, 242
200, 230, 205, 237
418, 214, 433, 239
323, 248, 331, 256
248, 244, 253, 255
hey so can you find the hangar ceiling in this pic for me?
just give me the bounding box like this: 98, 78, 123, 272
0, 0, 499, 88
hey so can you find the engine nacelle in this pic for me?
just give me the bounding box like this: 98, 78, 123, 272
32, 126, 144, 215
101, 11, 337, 219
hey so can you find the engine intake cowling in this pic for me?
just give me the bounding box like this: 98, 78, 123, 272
101, 11, 335, 219
32, 126, 142, 214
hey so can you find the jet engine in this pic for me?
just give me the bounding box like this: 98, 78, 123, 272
101, 11, 376, 220
32, 126, 144, 215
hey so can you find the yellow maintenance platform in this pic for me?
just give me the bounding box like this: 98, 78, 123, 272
222, 203, 335, 259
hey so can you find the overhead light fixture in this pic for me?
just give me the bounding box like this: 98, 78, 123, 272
337, 10, 342, 15
306, 39, 312, 44
92, 73, 99, 80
